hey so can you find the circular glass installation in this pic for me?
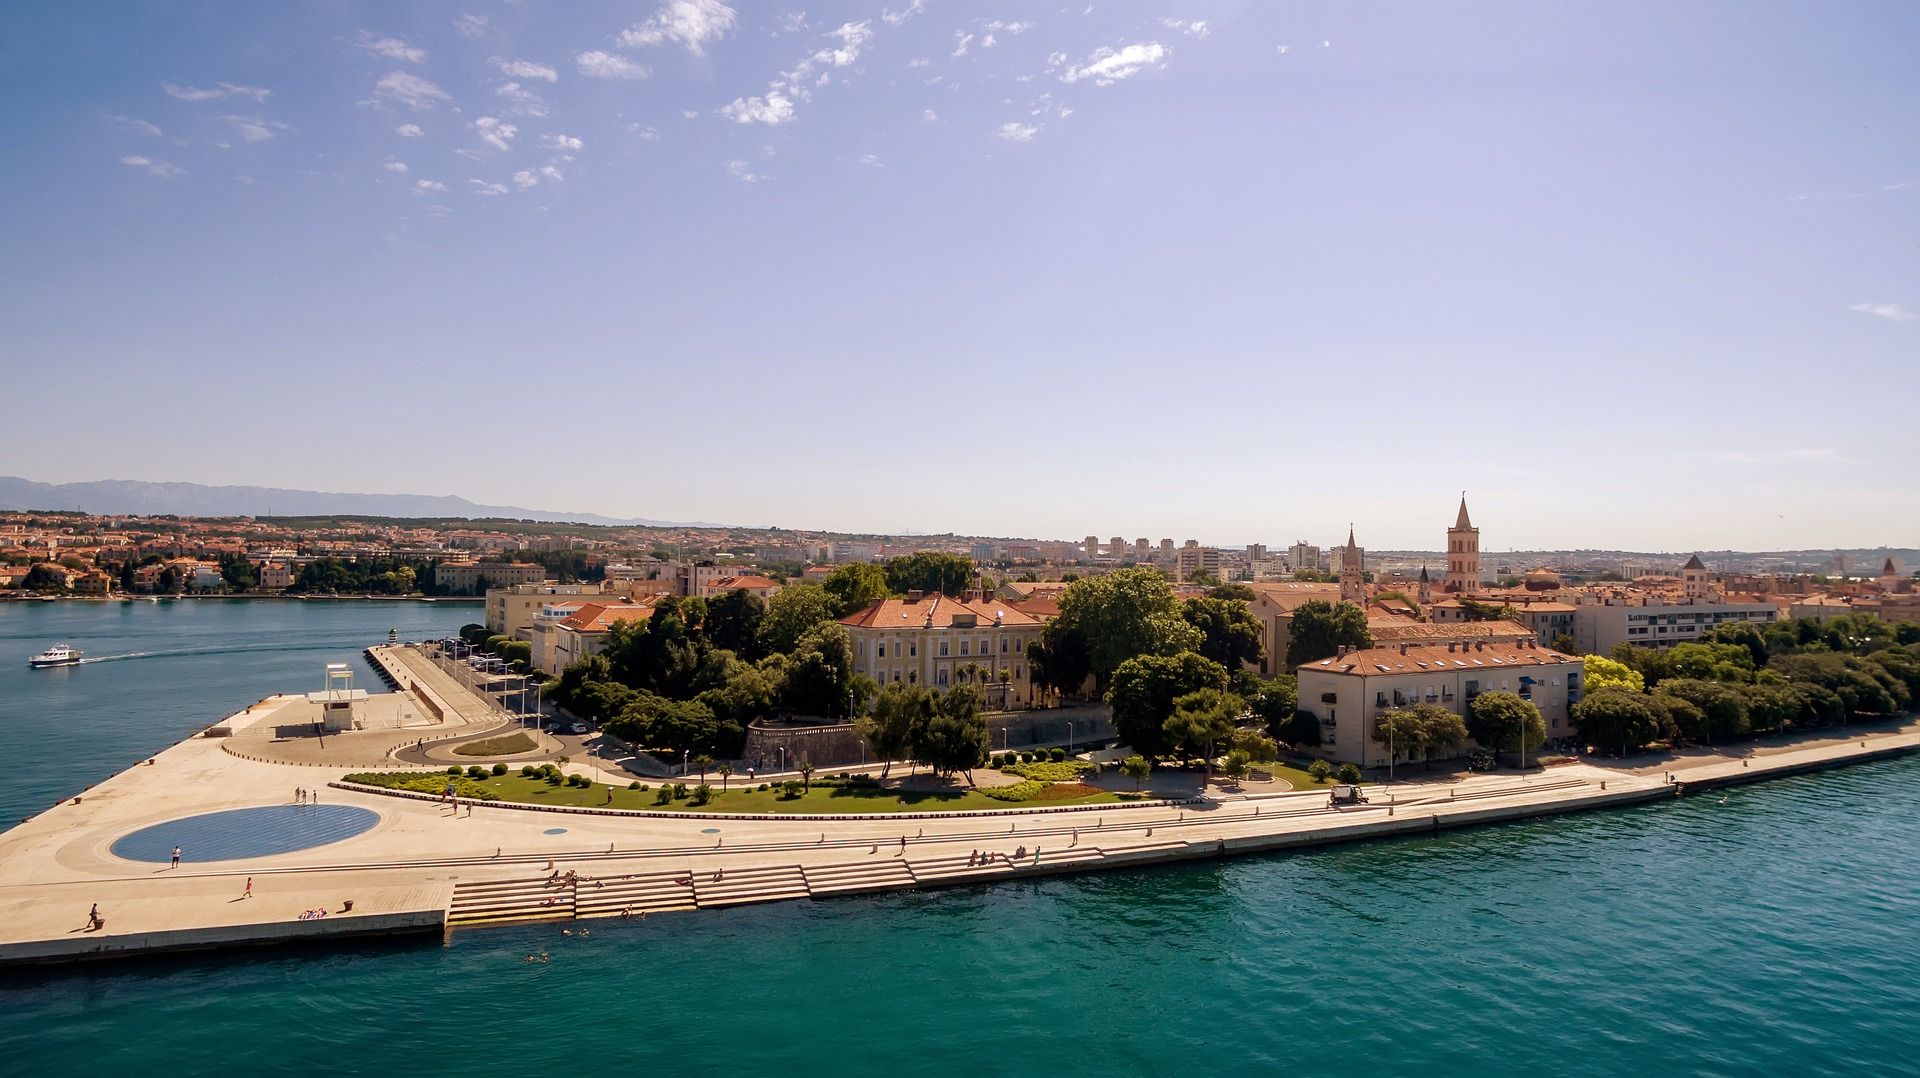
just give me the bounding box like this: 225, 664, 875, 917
701, 828, 722, 835
542, 827, 568, 835
111, 805, 379, 863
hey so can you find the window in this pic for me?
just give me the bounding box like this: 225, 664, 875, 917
1001, 637, 1009, 653
877, 643, 886, 658
909, 643, 917, 657
959, 640, 969, 656
939, 641, 949, 656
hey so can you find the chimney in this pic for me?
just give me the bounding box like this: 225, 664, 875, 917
1475, 640, 1485, 652
906, 590, 924, 600
1448, 641, 1456, 653
1399, 644, 1408, 655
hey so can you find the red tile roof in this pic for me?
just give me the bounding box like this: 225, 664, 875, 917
840, 594, 1043, 630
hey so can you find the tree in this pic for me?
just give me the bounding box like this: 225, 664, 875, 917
1223, 750, 1252, 784
915, 685, 990, 784
218, 555, 257, 591
1107, 651, 1229, 758
1245, 676, 1299, 740
859, 682, 933, 779
1027, 626, 1093, 702
798, 762, 816, 791
1120, 754, 1152, 791
1372, 707, 1428, 769
1164, 688, 1242, 781
1180, 596, 1266, 671
1655, 678, 1749, 742
1571, 688, 1670, 756
883, 552, 974, 597
1208, 583, 1256, 602
822, 562, 893, 615
459, 623, 492, 647
1284, 600, 1373, 670
1583, 654, 1645, 694
1052, 568, 1204, 691
716, 762, 734, 792
706, 588, 767, 659
21, 565, 70, 592
1307, 759, 1332, 783
1456, 598, 1517, 623
693, 754, 714, 783
1416, 704, 1470, 767
757, 584, 839, 655
1468, 691, 1545, 765
1664, 642, 1756, 684
780, 622, 856, 718
1551, 633, 1578, 655
1335, 762, 1363, 785
1286, 709, 1324, 751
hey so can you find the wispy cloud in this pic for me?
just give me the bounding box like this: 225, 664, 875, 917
395, 123, 424, 138
543, 133, 584, 151
921, 108, 937, 121
1848, 301, 1915, 323
494, 81, 550, 117
453, 13, 490, 39
106, 114, 162, 137
619, 0, 738, 56
726, 159, 765, 183
119, 154, 185, 179
512, 169, 541, 190
1159, 18, 1209, 38
224, 115, 290, 143
996, 122, 1039, 141
576, 50, 650, 80
1060, 42, 1169, 85
162, 81, 271, 102
858, 153, 882, 167
372, 71, 452, 110
415, 178, 448, 192
470, 180, 510, 196
626, 122, 660, 141
471, 116, 519, 151
722, 19, 874, 126
492, 58, 559, 82
721, 91, 795, 124
880, 0, 925, 26
383, 160, 410, 173
355, 32, 425, 64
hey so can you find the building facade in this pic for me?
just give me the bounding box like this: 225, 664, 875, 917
840, 594, 1045, 709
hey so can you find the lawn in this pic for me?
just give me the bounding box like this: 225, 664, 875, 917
453, 731, 539, 757
454, 773, 1134, 814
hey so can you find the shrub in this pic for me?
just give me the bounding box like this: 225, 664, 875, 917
653, 785, 673, 805
1307, 759, 1332, 783
1004, 760, 1094, 782
1021, 751, 1036, 763
1049, 747, 1067, 762
544, 773, 563, 786
981, 780, 1046, 802
1467, 748, 1495, 772
628, 780, 642, 790
466, 765, 488, 780
341, 771, 500, 801
691, 784, 713, 806
520, 764, 538, 777
1335, 763, 1362, 785
758, 783, 771, 792
446, 765, 463, 776
672, 783, 689, 800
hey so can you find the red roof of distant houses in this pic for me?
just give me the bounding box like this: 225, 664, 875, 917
712, 575, 780, 590
560, 599, 658, 633
1006, 596, 1060, 620
1305, 639, 1577, 676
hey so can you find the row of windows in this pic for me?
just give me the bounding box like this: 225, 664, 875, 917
866, 635, 1031, 660
872, 666, 1028, 686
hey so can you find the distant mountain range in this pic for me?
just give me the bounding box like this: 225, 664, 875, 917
0, 476, 723, 528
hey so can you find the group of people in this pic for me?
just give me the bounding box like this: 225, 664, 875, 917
297, 908, 329, 920
966, 845, 1039, 866
293, 787, 318, 804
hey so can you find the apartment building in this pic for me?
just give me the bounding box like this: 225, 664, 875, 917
840, 593, 1046, 709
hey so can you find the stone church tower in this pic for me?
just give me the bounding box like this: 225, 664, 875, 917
1446, 495, 1479, 594
1417, 564, 1433, 606
1339, 526, 1366, 604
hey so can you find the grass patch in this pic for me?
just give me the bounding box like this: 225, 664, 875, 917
392, 773, 1127, 815
1000, 760, 1095, 782
453, 731, 538, 757
344, 771, 500, 800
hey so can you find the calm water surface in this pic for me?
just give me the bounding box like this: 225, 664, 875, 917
1, 602, 1917, 1078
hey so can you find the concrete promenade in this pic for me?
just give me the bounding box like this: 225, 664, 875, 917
3, 665, 1917, 967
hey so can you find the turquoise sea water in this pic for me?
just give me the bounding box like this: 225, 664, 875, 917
3, 602, 1919, 1077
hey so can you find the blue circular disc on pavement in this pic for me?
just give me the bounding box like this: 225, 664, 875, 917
543, 827, 568, 835
111, 805, 380, 863
701, 828, 721, 834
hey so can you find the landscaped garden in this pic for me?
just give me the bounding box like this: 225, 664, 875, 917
452, 731, 539, 757
343, 763, 1141, 815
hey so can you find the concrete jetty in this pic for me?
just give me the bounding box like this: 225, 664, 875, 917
3, 652, 1915, 968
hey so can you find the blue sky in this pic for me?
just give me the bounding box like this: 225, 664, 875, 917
1, 1, 1915, 551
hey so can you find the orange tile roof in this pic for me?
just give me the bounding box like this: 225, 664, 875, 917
559, 598, 658, 633
840, 594, 1044, 630
1305, 639, 1577, 676
1368, 619, 1535, 643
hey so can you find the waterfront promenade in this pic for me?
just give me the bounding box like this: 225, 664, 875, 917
2, 657, 1916, 966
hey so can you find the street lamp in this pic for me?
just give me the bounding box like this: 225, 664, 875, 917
1068, 720, 1075, 755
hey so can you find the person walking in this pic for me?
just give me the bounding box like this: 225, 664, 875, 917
171, 846, 181, 869
242, 877, 253, 899
87, 903, 101, 930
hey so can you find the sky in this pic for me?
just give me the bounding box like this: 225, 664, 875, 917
1, 1, 1916, 552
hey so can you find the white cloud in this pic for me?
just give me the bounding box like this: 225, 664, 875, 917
1060, 42, 1169, 85
626, 122, 660, 141
543, 133, 584, 151
952, 32, 974, 57
619, 0, 738, 56
907, 57, 930, 68
858, 153, 882, 167
726, 159, 764, 182
493, 58, 559, 82
815, 20, 872, 66
356, 32, 425, 63
106, 114, 163, 137
471, 116, 519, 151
119, 154, 185, 179
162, 81, 271, 102
721, 91, 795, 125
779, 12, 810, 33
1848, 302, 1915, 322
493, 81, 550, 117
881, 0, 925, 26
1319, 40, 1332, 48
1158, 18, 1209, 38
384, 160, 410, 173
453, 13, 490, 38
512, 169, 540, 189
373, 71, 452, 110
922, 108, 937, 121
1046, 50, 1067, 67
981, 20, 1032, 43
470, 180, 510, 196
540, 164, 564, 181
415, 178, 448, 192
576, 50, 650, 79
395, 123, 425, 137
1275, 44, 1291, 54
224, 115, 290, 143
996, 122, 1039, 141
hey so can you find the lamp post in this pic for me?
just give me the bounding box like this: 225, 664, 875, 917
1068, 720, 1075, 755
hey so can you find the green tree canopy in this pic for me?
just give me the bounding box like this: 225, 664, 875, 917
756, 584, 839, 656
915, 685, 989, 783
1571, 687, 1672, 756
1284, 600, 1373, 670
859, 682, 934, 779
1181, 596, 1265, 672
1583, 654, 1645, 694
780, 622, 857, 719
1244, 675, 1299, 740
1468, 690, 1546, 764
1053, 567, 1204, 691
705, 588, 767, 659
1107, 650, 1228, 758
883, 552, 974, 597
1164, 688, 1243, 774
822, 562, 893, 615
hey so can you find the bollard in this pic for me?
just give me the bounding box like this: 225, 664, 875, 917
1601, 781, 1606, 790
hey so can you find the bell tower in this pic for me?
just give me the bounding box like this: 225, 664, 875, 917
1339, 526, 1366, 604
1446, 494, 1479, 594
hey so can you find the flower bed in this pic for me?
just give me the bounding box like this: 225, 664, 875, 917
1029, 782, 1103, 800
999, 760, 1094, 782
343, 771, 501, 801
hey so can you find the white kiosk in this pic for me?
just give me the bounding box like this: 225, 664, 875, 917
308, 662, 369, 732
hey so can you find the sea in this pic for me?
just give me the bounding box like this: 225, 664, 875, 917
1, 599, 1917, 1078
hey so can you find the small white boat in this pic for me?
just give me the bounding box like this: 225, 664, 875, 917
28, 643, 84, 668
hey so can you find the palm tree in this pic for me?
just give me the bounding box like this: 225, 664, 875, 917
799, 762, 816, 791
693, 754, 713, 784
716, 762, 734, 792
